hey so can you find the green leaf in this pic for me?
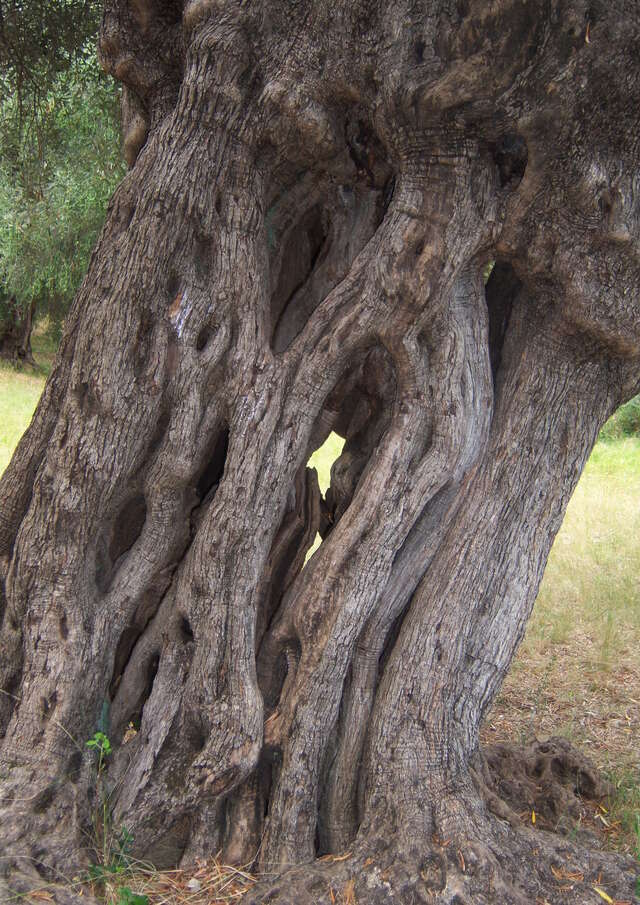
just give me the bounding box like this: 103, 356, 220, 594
117, 889, 149, 905
86, 731, 111, 756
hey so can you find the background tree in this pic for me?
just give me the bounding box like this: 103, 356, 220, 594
1, 1, 639, 903
0, 0, 99, 79
0, 1, 124, 361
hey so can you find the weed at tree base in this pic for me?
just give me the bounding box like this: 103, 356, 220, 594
85, 731, 149, 905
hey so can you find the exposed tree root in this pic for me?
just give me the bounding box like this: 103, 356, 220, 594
3, 738, 636, 905
0, 759, 92, 893
232, 738, 638, 904
246, 810, 638, 905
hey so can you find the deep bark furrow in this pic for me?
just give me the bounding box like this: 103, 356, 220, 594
1, 20, 268, 844
321, 482, 464, 852
108, 154, 496, 859
259, 267, 493, 867
0, 129, 248, 772
362, 303, 624, 845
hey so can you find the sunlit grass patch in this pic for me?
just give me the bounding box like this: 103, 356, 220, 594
0, 367, 44, 476
305, 431, 345, 562
477, 439, 640, 854
307, 431, 345, 495
0, 329, 55, 475
526, 438, 640, 664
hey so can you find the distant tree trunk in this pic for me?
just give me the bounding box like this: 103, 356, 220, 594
0, 297, 36, 365
1, 1, 640, 903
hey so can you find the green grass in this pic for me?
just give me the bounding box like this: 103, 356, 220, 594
606, 769, 640, 844
530, 437, 640, 661
0, 331, 56, 475
307, 432, 345, 495
305, 432, 346, 560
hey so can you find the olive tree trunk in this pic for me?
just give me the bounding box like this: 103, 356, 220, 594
1, 1, 640, 902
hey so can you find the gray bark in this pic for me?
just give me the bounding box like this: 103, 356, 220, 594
1, 1, 640, 902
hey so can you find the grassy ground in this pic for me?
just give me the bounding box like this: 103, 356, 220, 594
1, 360, 638, 898
308, 432, 346, 494
0, 331, 56, 475
483, 436, 640, 854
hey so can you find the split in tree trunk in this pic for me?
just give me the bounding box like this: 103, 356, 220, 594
1, 1, 640, 903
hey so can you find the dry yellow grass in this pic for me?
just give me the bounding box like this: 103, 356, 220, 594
484, 439, 640, 853
95, 858, 255, 905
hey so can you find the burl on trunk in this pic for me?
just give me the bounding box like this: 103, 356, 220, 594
1, 1, 639, 902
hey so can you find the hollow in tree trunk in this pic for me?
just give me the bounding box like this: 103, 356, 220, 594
1, 1, 640, 902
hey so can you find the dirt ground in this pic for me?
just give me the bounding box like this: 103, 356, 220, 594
482, 626, 640, 857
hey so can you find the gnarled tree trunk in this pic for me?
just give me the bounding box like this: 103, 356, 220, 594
1, 1, 639, 902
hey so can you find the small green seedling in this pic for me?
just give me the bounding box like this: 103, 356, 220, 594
117, 888, 149, 905
86, 731, 114, 870
86, 730, 112, 766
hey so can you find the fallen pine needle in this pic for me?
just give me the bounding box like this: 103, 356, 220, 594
343, 878, 356, 905
320, 851, 352, 863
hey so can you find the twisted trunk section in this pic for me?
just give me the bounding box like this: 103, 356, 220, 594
1, 1, 640, 903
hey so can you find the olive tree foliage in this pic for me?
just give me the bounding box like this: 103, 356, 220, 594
0, 2, 124, 360
1, 1, 640, 904
0, 0, 99, 80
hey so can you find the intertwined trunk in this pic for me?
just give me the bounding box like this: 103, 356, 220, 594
1, 1, 639, 902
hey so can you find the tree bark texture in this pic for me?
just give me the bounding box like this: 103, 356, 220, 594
1, 1, 640, 902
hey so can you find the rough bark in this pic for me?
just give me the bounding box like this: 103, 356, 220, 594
1, 1, 640, 902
